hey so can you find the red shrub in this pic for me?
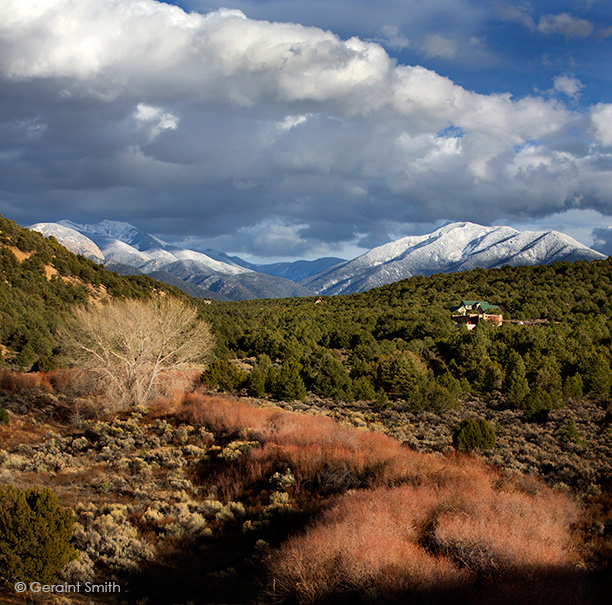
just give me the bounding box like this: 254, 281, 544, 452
268, 485, 471, 602
180, 391, 277, 435
181, 391, 455, 497
267, 478, 580, 602
179, 390, 581, 600
0, 370, 53, 393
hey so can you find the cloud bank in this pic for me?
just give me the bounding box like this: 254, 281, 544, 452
0, 0, 611, 258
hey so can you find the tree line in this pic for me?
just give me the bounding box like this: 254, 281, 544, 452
201, 258, 612, 415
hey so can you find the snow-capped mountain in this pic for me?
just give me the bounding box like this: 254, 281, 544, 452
28, 222, 105, 262
58, 219, 167, 252
29, 221, 315, 301
30, 219, 607, 300
55, 219, 249, 276
302, 222, 607, 295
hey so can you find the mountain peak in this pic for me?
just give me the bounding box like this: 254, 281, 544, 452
303, 222, 605, 295
29, 222, 105, 262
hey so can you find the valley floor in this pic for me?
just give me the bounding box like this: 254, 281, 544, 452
0, 374, 611, 604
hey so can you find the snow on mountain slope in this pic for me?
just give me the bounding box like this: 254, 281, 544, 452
171, 248, 251, 275
97, 239, 152, 269
57, 219, 251, 276
29, 219, 313, 300
31, 219, 605, 300
303, 222, 606, 295
59, 219, 167, 251
29, 222, 104, 262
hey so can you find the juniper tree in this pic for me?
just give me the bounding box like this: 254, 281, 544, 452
0, 485, 77, 586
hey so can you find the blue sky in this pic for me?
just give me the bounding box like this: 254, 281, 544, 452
177, 1, 612, 105
1, 0, 612, 261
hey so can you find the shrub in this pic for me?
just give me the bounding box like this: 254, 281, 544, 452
559, 419, 582, 444
0, 408, 9, 425
180, 391, 455, 499
453, 418, 496, 452
0, 370, 53, 393
267, 475, 579, 602
201, 359, 246, 392
0, 485, 77, 586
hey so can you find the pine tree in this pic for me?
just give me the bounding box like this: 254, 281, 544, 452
274, 361, 307, 401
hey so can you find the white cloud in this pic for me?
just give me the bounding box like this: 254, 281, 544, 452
497, 2, 535, 29
499, 5, 595, 41
590, 104, 612, 146
596, 25, 612, 40
277, 114, 311, 131
537, 13, 594, 39
0, 0, 611, 257
377, 25, 413, 51
421, 34, 458, 59
134, 103, 179, 140
553, 74, 584, 98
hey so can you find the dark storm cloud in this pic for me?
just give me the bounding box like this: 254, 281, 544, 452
592, 227, 612, 256
0, 0, 611, 259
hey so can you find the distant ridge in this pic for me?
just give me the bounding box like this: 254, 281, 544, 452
302, 222, 606, 295
29, 219, 606, 299
29, 221, 315, 301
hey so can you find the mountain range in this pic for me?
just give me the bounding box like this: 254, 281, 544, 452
29, 220, 606, 300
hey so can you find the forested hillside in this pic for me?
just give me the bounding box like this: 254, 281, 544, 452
0, 215, 180, 370
202, 258, 612, 415
3, 209, 612, 418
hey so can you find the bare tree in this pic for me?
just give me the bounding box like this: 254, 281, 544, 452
59, 296, 215, 407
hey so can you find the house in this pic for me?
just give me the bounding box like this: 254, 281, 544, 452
450, 300, 503, 329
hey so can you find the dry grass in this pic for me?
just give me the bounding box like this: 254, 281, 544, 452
267, 471, 580, 602
177, 391, 583, 601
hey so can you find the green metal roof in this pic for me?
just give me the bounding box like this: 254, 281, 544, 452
457, 300, 501, 312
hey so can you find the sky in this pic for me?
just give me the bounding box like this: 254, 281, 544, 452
1, 0, 612, 262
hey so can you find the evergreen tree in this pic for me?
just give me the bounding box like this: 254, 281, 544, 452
352, 376, 377, 401
273, 361, 307, 401
201, 359, 246, 392
503, 350, 529, 407
308, 352, 352, 400
0, 485, 77, 586
563, 373, 584, 400
581, 353, 612, 397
